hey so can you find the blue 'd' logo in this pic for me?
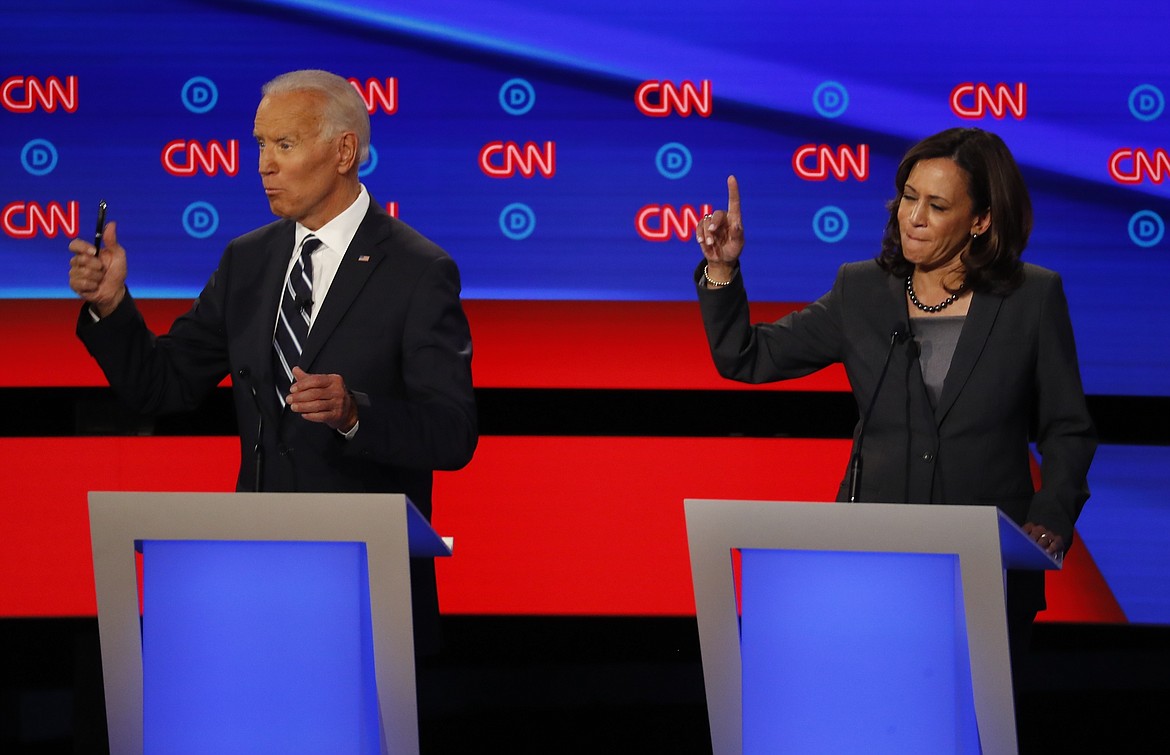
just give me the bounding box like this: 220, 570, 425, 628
181, 77, 219, 114
1129, 85, 1165, 122
499, 79, 536, 116
656, 142, 693, 180
499, 203, 536, 240
359, 145, 378, 178
21, 139, 58, 176
813, 206, 849, 243
813, 81, 849, 119
182, 201, 220, 239
1128, 210, 1164, 248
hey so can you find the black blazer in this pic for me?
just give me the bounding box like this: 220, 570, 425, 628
697, 259, 1096, 548
78, 201, 478, 513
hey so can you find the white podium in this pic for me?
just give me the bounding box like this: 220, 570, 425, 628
89, 492, 451, 755
685, 500, 1061, 755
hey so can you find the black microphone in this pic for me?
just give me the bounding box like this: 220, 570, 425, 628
847, 325, 910, 502
294, 294, 313, 312
237, 367, 264, 493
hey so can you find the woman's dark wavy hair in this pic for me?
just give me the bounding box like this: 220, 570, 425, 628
876, 127, 1031, 294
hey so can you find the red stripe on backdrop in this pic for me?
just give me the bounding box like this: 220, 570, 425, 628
1, 299, 849, 390
431, 436, 852, 615
0, 435, 1122, 621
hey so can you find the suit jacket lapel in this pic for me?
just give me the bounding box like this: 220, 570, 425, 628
300, 205, 389, 368
254, 223, 296, 393
935, 290, 1003, 424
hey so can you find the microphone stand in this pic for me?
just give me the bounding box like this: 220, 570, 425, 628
847, 329, 908, 502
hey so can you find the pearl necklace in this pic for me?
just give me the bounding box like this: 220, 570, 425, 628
906, 275, 965, 313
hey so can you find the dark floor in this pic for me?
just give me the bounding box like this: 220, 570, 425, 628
3, 616, 1168, 754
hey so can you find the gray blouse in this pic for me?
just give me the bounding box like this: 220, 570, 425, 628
912, 316, 966, 410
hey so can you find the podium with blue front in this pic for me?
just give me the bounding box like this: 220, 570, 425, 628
684, 500, 1062, 755
88, 492, 451, 755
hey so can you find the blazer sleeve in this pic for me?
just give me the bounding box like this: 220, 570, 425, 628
75, 258, 233, 415
696, 259, 846, 383
342, 254, 478, 471
1027, 272, 1097, 545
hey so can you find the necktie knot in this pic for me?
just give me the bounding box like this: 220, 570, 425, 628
300, 234, 323, 258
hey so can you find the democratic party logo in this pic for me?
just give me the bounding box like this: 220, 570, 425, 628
162, 140, 239, 177
1109, 148, 1169, 184
499, 203, 536, 240
2, 75, 78, 113
793, 145, 869, 182
1129, 85, 1164, 122
359, 145, 379, 178
181, 77, 218, 114
656, 143, 693, 180
635, 81, 712, 117
950, 83, 1027, 120
812, 81, 849, 119
2, 201, 79, 239
812, 206, 849, 244
350, 78, 398, 115
480, 141, 556, 178
182, 202, 219, 239
499, 79, 536, 116
21, 139, 59, 176
635, 204, 713, 242
1128, 210, 1165, 248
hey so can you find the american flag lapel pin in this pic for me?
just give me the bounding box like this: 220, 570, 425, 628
358, 255, 370, 262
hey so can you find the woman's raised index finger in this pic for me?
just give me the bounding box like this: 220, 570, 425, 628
726, 175, 741, 218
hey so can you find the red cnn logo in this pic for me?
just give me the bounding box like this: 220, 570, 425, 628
2, 201, 79, 239
349, 77, 398, 115
950, 83, 1027, 120
793, 144, 870, 181
635, 80, 712, 117
479, 141, 556, 178
161, 140, 239, 177
635, 204, 714, 242
1, 75, 78, 113
1109, 148, 1170, 184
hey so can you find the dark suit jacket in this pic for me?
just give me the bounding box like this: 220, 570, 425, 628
79, 201, 477, 503
698, 260, 1096, 606
78, 202, 477, 645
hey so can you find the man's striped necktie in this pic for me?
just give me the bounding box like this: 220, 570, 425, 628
272, 234, 321, 406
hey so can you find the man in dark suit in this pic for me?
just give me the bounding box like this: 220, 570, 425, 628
67, 69, 477, 645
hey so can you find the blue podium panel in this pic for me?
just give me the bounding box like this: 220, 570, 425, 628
740, 549, 980, 754
141, 541, 380, 755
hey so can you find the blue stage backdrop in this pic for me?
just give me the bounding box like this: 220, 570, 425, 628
2, 0, 1168, 396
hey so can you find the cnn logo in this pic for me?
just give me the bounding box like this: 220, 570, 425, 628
636, 204, 713, 241
2, 76, 78, 113
162, 140, 239, 177
635, 80, 712, 117
349, 77, 397, 115
793, 145, 869, 182
479, 141, 556, 178
1109, 148, 1170, 184
2, 201, 79, 238
950, 83, 1027, 120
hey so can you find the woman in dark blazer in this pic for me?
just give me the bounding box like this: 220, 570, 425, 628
694, 128, 1096, 641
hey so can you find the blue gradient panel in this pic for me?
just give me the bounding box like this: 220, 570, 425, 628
1077, 445, 1170, 624
3, 0, 1168, 395
740, 549, 979, 754
141, 540, 380, 755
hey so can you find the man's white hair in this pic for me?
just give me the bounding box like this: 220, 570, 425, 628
262, 70, 370, 163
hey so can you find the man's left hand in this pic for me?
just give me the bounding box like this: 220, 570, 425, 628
288, 366, 358, 432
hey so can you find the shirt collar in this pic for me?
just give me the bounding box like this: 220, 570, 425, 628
293, 184, 371, 256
